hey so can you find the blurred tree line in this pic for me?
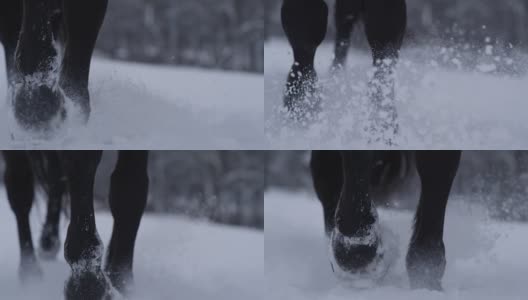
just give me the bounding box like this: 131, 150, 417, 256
0, 151, 264, 230
265, 151, 528, 223
265, 0, 528, 49
97, 0, 263, 73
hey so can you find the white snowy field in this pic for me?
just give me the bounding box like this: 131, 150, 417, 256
0, 190, 264, 300
265, 39, 528, 149
265, 189, 528, 300
0, 48, 264, 149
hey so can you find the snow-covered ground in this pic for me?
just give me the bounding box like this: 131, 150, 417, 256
265, 189, 528, 300
0, 189, 263, 300
0, 48, 264, 149
265, 39, 528, 149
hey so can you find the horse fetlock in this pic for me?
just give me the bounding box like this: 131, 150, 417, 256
406, 241, 446, 291
284, 65, 322, 123
64, 227, 104, 268
282, 0, 328, 49
38, 226, 61, 260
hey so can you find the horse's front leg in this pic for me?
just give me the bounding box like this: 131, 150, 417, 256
311, 150, 343, 235
332, 0, 362, 70
59, 0, 107, 122
364, 0, 406, 145
37, 151, 65, 260
406, 150, 461, 290
2, 151, 42, 282
313, 150, 387, 280
105, 151, 148, 294
0, 0, 22, 88
281, 0, 327, 122
61, 151, 110, 300
14, 0, 64, 132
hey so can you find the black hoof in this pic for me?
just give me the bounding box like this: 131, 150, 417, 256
330, 229, 379, 273
64, 270, 112, 300
13, 84, 66, 131
406, 241, 446, 291
39, 229, 61, 260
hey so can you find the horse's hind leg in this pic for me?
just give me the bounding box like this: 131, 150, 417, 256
61, 151, 110, 300
2, 151, 42, 282
281, 0, 328, 121
332, 0, 362, 69
330, 151, 381, 275
13, 0, 65, 131
310, 151, 343, 235
38, 151, 65, 260
406, 151, 460, 290
59, 0, 107, 121
0, 0, 22, 87
105, 151, 148, 293
363, 0, 406, 144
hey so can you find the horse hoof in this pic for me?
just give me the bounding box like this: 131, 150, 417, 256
328, 223, 398, 285
106, 270, 133, 295
13, 84, 65, 132
330, 227, 380, 273
64, 270, 113, 300
406, 242, 446, 291
19, 259, 43, 284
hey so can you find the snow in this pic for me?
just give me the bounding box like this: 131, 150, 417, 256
265, 39, 528, 149
0, 188, 263, 300
0, 48, 264, 149
265, 189, 528, 300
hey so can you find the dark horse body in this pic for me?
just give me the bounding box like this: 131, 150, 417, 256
282, 0, 406, 143
311, 150, 461, 290
0, 0, 107, 132
3, 151, 148, 299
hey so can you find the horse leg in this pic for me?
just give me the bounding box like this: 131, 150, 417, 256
364, 0, 406, 144
61, 151, 110, 300
13, 0, 65, 131
38, 151, 65, 260
281, 0, 328, 121
406, 150, 461, 290
2, 151, 42, 282
330, 151, 380, 273
332, 0, 362, 69
105, 151, 148, 293
59, 0, 107, 122
310, 150, 343, 235
0, 0, 22, 88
